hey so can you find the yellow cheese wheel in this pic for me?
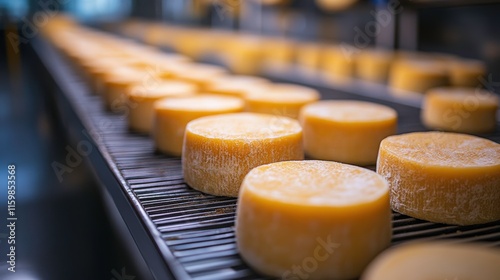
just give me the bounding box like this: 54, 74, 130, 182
102, 70, 145, 112
389, 59, 449, 94
300, 100, 397, 165
422, 87, 499, 133
377, 131, 500, 225
153, 94, 244, 156
171, 63, 227, 90
449, 59, 486, 87
236, 160, 391, 279
322, 45, 357, 82
362, 242, 500, 280
296, 42, 324, 70
356, 49, 395, 83
127, 81, 197, 133
245, 84, 320, 119
206, 75, 270, 98
182, 113, 303, 197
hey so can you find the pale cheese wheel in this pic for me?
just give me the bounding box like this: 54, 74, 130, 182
206, 75, 270, 98
171, 63, 227, 89
182, 113, 303, 197
356, 49, 395, 83
127, 81, 197, 133
362, 242, 500, 280
389, 59, 449, 94
377, 131, 500, 225
422, 87, 499, 133
153, 94, 244, 156
245, 83, 320, 119
236, 160, 391, 279
449, 59, 487, 87
300, 100, 397, 165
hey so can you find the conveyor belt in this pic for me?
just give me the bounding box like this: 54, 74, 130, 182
34, 37, 500, 280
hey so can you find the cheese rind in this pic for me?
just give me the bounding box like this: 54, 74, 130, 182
300, 100, 397, 165
127, 81, 197, 133
182, 113, 303, 197
362, 242, 500, 280
153, 94, 244, 156
236, 160, 392, 279
422, 87, 498, 133
377, 131, 500, 225
245, 84, 320, 119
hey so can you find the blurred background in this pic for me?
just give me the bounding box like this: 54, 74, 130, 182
0, 0, 499, 279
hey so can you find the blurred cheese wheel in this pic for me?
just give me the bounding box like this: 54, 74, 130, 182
245, 83, 320, 119
182, 113, 303, 197
153, 94, 244, 156
449, 59, 486, 87
127, 81, 197, 133
356, 49, 395, 83
300, 100, 397, 165
206, 75, 270, 97
236, 160, 391, 279
316, 0, 359, 11
103, 70, 145, 112
323, 45, 357, 82
389, 59, 449, 94
171, 63, 227, 90
362, 242, 500, 280
422, 87, 499, 133
224, 36, 264, 75
296, 42, 324, 70
377, 131, 500, 225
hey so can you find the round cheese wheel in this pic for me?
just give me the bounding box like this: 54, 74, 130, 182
153, 94, 244, 156
449, 59, 486, 87
422, 87, 499, 133
245, 84, 320, 119
182, 113, 303, 197
389, 59, 449, 94
206, 75, 270, 98
127, 81, 197, 133
300, 100, 397, 165
356, 49, 395, 83
296, 42, 324, 70
362, 242, 500, 280
322, 45, 357, 82
102, 69, 145, 112
377, 131, 500, 225
236, 160, 391, 279
171, 63, 227, 89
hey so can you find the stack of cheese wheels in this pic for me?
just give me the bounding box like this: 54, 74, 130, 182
300, 100, 397, 165
127, 81, 197, 133
322, 45, 357, 82
171, 63, 227, 90
245, 84, 320, 119
422, 87, 499, 133
236, 160, 392, 279
377, 131, 500, 225
449, 59, 486, 87
205, 75, 270, 98
362, 242, 500, 280
356, 49, 395, 83
389, 59, 449, 94
153, 94, 244, 156
182, 113, 303, 197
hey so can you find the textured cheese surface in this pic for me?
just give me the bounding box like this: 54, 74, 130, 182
153, 95, 244, 155
389, 59, 449, 94
422, 87, 498, 133
182, 113, 303, 197
245, 84, 320, 119
362, 242, 500, 280
127, 81, 196, 133
377, 131, 500, 225
236, 160, 392, 279
300, 100, 397, 165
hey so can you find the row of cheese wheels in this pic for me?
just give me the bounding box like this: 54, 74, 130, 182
43, 17, 500, 280
120, 20, 487, 93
